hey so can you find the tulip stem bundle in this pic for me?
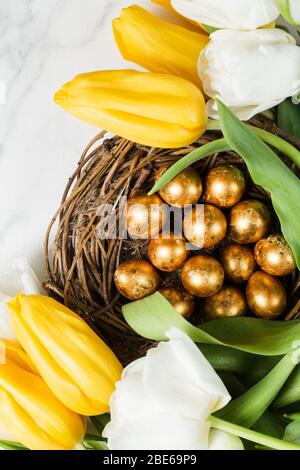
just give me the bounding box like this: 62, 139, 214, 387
209, 416, 300, 450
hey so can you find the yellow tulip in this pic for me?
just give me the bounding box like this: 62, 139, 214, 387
113, 5, 208, 89
152, 0, 173, 9
0, 341, 85, 450
54, 70, 207, 148
7, 293, 123, 416
2, 340, 38, 374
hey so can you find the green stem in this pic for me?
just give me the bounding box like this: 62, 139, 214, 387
216, 351, 297, 428
207, 119, 300, 168
148, 138, 231, 195
210, 416, 300, 451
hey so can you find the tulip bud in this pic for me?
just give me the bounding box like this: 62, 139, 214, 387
0, 341, 85, 450
113, 6, 208, 89
199, 29, 300, 120
54, 70, 207, 148
171, 0, 280, 30
276, 0, 300, 25
7, 294, 123, 416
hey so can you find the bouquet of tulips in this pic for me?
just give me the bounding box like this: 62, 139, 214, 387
1, 0, 300, 452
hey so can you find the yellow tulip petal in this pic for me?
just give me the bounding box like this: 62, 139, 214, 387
0, 390, 64, 450
0, 340, 38, 374
152, 0, 173, 10
54, 70, 207, 149
0, 357, 85, 449
8, 294, 123, 415
113, 6, 208, 89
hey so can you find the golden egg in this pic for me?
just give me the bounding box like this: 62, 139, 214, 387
229, 200, 271, 244
160, 287, 195, 319
254, 234, 296, 277
126, 193, 167, 239
204, 165, 246, 208
246, 271, 287, 319
219, 243, 256, 284
183, 204, 227, 249
114, 259, 160, 300
181, 255, 224, 297
203, 286, 247, 320
148, 233, 188, 272
155, 167, 202, 207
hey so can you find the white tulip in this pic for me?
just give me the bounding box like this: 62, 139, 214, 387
289, 0, 300, 24
0, 257, 41, 341
103, 328, 243, 450
171, 0, 279, 30
276, 0, 300, 25
198, 28, 300, 120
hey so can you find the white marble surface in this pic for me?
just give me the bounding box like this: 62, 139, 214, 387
0, 0, 183, 281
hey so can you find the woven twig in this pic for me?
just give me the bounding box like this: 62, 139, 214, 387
44, 118, 300, 364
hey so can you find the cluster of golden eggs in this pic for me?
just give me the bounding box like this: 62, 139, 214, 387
114, 165, 296, 321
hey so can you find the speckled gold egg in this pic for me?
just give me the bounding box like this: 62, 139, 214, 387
246, 271, 287, 319
229, 200, 271, 244
160, 287, 195, 318
155, 167, 202, 207
114, 259, 160, 300
126, 193, 167, 239
254, 234, 295, 276
203, 286, 247, 320
219, 244, 256, 284
181, 255, 224, 297
183, 205, 227, 249
204, 165, 246, 208
148, 233, 188, 272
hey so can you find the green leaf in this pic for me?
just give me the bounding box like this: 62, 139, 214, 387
284, 421, 300, 444
148, 139, 231, 195
217, 99, 300, 269
218, 373, 245, 399
285, 412, 300, 421
277, 99, 300, 140
123, 292, 300, 356
253, 411, 286, 439
273, 367, 300, 408
90, 414, 110, 436
0, 440, 27, 450
199, 344, 279, 381
215, 352, 297, 427
202, 24, 219, 33
83, 434, 108, 450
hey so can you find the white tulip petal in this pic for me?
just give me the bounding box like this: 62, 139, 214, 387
142, 328, 230, 420
289, 0, 300, 24
10, 257, 41, 296
0, 298, 17, 342
199, 29, 300, 120
109, 357, 164, 420
104, 413, 210, 450
0, 257, 41, 341
208, 429, 244, 450
171, 0, 279, 30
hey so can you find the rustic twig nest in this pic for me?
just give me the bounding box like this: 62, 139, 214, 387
44, 117, 300, 364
